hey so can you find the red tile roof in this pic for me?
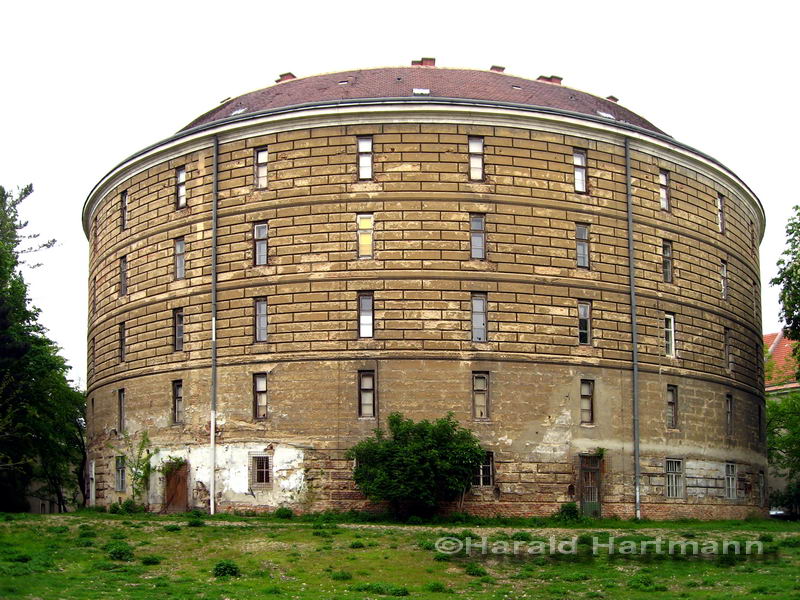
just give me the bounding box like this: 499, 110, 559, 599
764, 331, 800, 391
181, 66, 665, 134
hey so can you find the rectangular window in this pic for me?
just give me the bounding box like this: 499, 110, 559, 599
576, 224, 590, 268
573, 149, 587, 193
358, 292, 374, 338
172, 380, 184, 424
176, 167, 186, 208
358, 370, 376, 418
758, 471, 766, 507
724, 328, 733, 372
117, 388, 125, 432
357, 213, 374, 258
580, 379, 594, 424
666, 385, 678, 429
578, 301, 591, 345
752, 279, 758, 319
251, 455, 270, 486
662, 240, 673, 283
254, 298, 268, 342
254, 222, 268, 266
473, 451, 494, 486
716, 194, 725, 234
725, 394, 734, 435
253, 373, 267, 419
174, 238, 185, 280
119, 322, 126, 362
472, 372, 489, 419
115, 456, 125, 492
470, 214, 486, 259
664, 313, 676, 357
665, 459, 684, 498
468, 136, 484, 181
119, 256, 127, 296
720, 260, 728, 299
471, 293, 487, 342
173, 309, 184, 351
92, 275, 97, 314
120, 190, 128, 230
659, 170, 670, 211
725, 462, 737, 499
357, 136, 373, 180
254, 147, 269, 188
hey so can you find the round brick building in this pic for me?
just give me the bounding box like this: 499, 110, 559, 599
84, 60, 766, 518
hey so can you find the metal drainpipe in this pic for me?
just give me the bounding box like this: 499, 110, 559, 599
624, 137, 642, 520
210, 135, 219, 515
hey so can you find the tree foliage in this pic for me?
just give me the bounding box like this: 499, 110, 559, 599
346, 412, 486, 517
0, 184, 85, 512
772, 205, 800, 379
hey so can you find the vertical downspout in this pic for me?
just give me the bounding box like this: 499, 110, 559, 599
624, 137, 642, 520
210, 135, 219, 515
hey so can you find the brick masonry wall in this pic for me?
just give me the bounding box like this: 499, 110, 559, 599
85, 120, 766, 517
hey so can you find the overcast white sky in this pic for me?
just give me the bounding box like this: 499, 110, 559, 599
1, 1, 798, 387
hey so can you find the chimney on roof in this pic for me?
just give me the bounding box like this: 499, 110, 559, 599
490, 65, 505, 73
275, 72, 296, 83
606, 95, 619, 103
537, 75, 563, 85
412, 57, 436, 67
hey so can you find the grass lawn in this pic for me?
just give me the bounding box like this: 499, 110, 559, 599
1, 512, 800, 599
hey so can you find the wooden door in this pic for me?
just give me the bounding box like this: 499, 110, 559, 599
164, 463, 189, 513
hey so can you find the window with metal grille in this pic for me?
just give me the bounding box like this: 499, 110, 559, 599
251, 456, 270, 486
580, 380, 594, 424
659, 170, 670, 211
254, 222, 268, 266
721, 260, 728, 299
725, 463, 736, 499
120, 190, 128, 230
468, 136, 484, 181
473, 451, 493, 486
472, 293, 487, 342
662, 240, 673, 283
174, 238, 185, 279
573, 149, 587, 193
358, 370, 376, 418
357, 137, 373, 180
119, 256, 127, 296
725, 394, 734, 435
472, 372, 489, 419
716, 194, 725, 234
176, 166, 186, 208
357, 213, 374, 258
665, 313, 676, 357
578, 302, 591, 345
254, 298, 267, 342
358, 293, 374, 338
666, 385, 678, 429
119, 322, 126, 362
115, 456, 126, 492
173, 309, 184, 351
172, 380, 184, 424
117, 388, 125, 432
576, 224, 590, 268
665, 459, 684, 498
470, 214, 486, 259
253, 373, 267, 420
724, 328, 734, 372
254, 147, 269, 188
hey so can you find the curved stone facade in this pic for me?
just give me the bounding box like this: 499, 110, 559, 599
84, 67, 766, 518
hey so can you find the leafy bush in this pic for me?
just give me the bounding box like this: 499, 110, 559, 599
107, 499, 147, 515
423, 581, 451, 593
417, 540, 435, 550
554, 502, 581, 522
187, 518, 205, 527
349, 540, 365, 549
511, 531, 533, 541
433, 552, 450, 562
163, 524, 181, 532
105, 541, 134, 561
464, 562, 488, 577
758, 533, 774, 542
141, 555, 162, 565
627, 573, 666, 591
274, 507, 293, 519
78, 529, 97, 538
351, 582, 410, 596
346, 412, 485, 517
213, 560, 241, 577
330, 570, 353, 581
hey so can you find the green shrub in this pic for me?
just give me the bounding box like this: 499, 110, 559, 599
351, 582, 409, 596
78, 529, 97, 538
186, 518, 205, 528
212, 560, 241, 577
106, 541, 134, 562
141, 555, 161, 565
627, 573, 666, 592
274, 507, 293, 519
417, 540, 435, 550
349, 540, 365, 549
464, 562, 488, 577
163, 524, 181, 532
330, 570, 353, 581
424, 581, 450, 593
758, 533, 774, 543
511, 531, 533, 542
433, 552, 450, 562
553, 502, 581, 522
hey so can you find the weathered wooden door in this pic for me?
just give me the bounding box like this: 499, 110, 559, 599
579, 455, 601, 517
164, 464, 189, 513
